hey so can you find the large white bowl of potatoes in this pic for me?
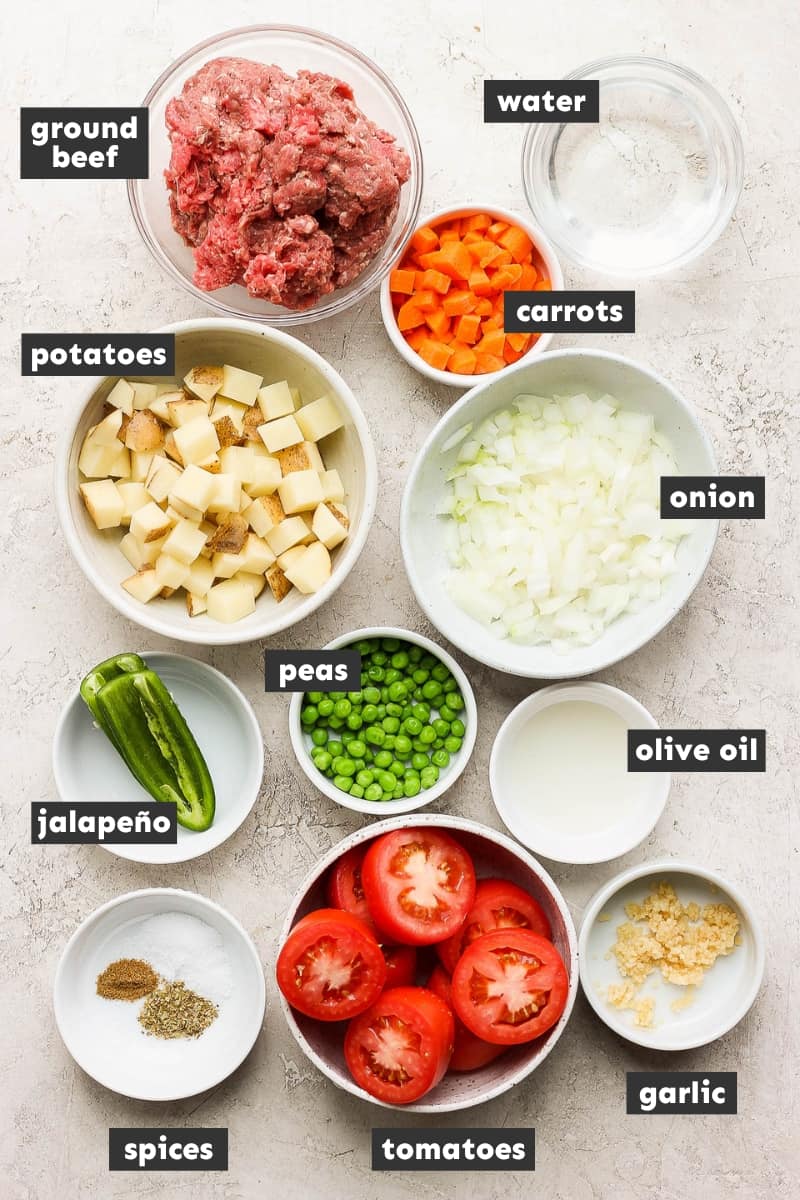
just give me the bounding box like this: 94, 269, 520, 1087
56, 319, 378, 644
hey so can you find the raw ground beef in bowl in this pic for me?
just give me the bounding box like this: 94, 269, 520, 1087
165, 57, 411, 312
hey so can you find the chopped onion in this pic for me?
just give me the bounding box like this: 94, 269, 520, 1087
440, 391, 695, 650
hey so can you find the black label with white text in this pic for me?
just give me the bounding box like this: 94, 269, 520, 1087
21, 333, 175, 376
504, 291, 635, 333
660, 476, 765, 519
20, 107, 148, 178
109, 1129, 228, 1171
484, 80, 599, 122
264, 650, 361, 693
628, 730, 765, 772
32, 802, 177, 845
627, 1072, 737, 1115
372, 1128, 534, 1171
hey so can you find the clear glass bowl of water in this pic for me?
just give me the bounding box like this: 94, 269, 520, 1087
522, 56, 744, 277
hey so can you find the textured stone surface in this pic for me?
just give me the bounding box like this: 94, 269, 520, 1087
2, 1, 798, 1197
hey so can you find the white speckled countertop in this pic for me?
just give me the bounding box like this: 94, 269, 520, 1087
3, 1, 798, 1197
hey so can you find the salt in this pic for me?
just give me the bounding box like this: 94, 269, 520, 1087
110, 912, 233, 1006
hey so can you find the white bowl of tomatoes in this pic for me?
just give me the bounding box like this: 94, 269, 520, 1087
275, 815, 578, 1112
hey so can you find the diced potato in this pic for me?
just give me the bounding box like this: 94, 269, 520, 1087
130, 451, 155, 483
167, 396, 209, 427
266, 564, 292, 603
259, 414, 303, 453
319, 468, 345, 502
277, 469, 324, 514
78, 440, 122, 479
207, 513, 248, 555
206, 578, 256, 622
80, 480, 124, 530
296, 394, 343, 442
211, 551, 246, 579
214, 416, 244, 449
277, 545, 307, 571
122, 567, 162, 603
107, 445, 131, 479
247, 456, 282, 498
242, 404, 265, 444
146, 458, 182, 504
184, 365, 224, 404
299, 513, 317, 545
91, 409, 124, 445
132, 382, 157, 410
117, 482, 151, 524
167, 497, 203, 524
170, 463, 217, 513
162, 518, 207, 565
218, 445, 254, 484
124, 410, 164, 453
184, 556, 215, 597
198, 454, 221, 474
149, 391, 181, 423
163, 429, 184, 465
212, 397, 248, 432
206, 473, 241, 515
239, 533, 275, 574
119, 531, 164, 570
276, 441, 325, 475
243, 493, 285, 537
155, 553, 190, 592
312, 501, 350, 549
284, 542, 332, 594
235, 570, 266, 599
198, 519, 216, 558
186, 592, 208, 617
257, 380, 295, 421
220, 364, 263, 407
266, 515, 311, 557
174, 416, 220, 466
131, 501, 173, 544
107, 378, 135, 416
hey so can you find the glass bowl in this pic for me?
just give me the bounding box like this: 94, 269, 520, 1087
522, 56, 744, 277
128, 25, 423, 326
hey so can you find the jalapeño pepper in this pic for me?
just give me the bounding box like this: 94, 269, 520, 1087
79, 654, 215, 832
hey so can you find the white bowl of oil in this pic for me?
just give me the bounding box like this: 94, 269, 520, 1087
489, 682, 670, 864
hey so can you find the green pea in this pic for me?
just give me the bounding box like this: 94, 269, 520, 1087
327, 715, 344, 730
356, 640, 374, 657
443, 678, 457, 693
327, 741, 343, 758
382, 716, 400, 734
404, 778, 421, 797
431, 749, 450, 768
395, 734, 412, 758
375, 705, 387, 719
381, 637, 401, 652
341, 730, 356, 744
309, 691, 325, 704
433, 738, 444, 750
412, 688, 424, 701
311, 728, 328, 747
371, 650, 388, 666
364, 783, 383, 802
444, 736, 462, 754
388, 681, 407, 702
348, 739, 366, 759
421, 654, 437, 669
412, 703, 431, 723
378, 771, 396, 791
390, 761, 405, 779
333, 699, 351, 718
419, 725, 436, 745
422, 680, 442, 700
384, 668, 401, 686
403, 716, 422, 736
408, 646, 423, 663
391, 651, 409, 670
420, 766, 439, 787
411, 753, 428, 771
412, 739, 428, 753
347, 691, 362, 705
318, 697, 334, 718
404, 767, 420, 781
301, 705, 318, 725
386, 702, 403, 718
438, 705, 457, 724
329, 691, 346, 701
451, 718, 465, 737
374, 750, 392, 769
392, 786, 404, 800
363, 686, 381, 705
352, 759, 366, 771
347, 712, 363, 731
365, 725, 385, 746
432, 719, 448, 738
368, 666, 385, 683
363, 748, 374, 764
356, 769, 374, 787
332, 756, 356, 777
333, 775, 353, 793
349, 784, 365, 799
314, 751, 332, 771
383, 735, 396, 751
446, 691, 464, 711
431, 664, 449, 682
362, 703, 378, 723
412, 668, 429, 685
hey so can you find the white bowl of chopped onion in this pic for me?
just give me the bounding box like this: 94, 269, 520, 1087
401, 350, 718, 678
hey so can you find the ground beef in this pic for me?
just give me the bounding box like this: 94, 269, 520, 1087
164, 57, 411, 310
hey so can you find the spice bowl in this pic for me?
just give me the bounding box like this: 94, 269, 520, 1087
52, 651, 264, 864
288, 626, 477, 816
579, 861, 765, 1051
278, 815, 578, 1112
380, 203, 563, 388
54, 888, 265, 1101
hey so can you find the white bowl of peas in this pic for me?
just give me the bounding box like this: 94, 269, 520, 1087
288, 626, 477, 815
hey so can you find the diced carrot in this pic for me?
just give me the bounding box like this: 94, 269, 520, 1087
476, 329, 506, 357
519, 263, 539, 289
397, 300, 425, 331
425, 308, 451, 338
463, 212, 492, 234
449, 345, 478, 374
462, 231, 483, 244
442, 289, 475, 316
454, 314, 482, 344
497, 225, 534, 262
413, 288, 438, 311
503, 343, 526, 364
482, 314, 504, 333
466, 238, 502, 266
475, 353, 506, 373
491, 264, 524, 291
411, 226, 438, 254
424, 241, 473, 281
441, 229, 462, 245
469, 268, 494, 297
507, 332, 531, 353
420, 268, 451, 295
487, 221, 509, 240
418, 340, 453, 371
389, 268, 416, 295
491, 249, 514, 267
534, 278, 552, 290
473, 297, 493, 315
406, 327, 427, 351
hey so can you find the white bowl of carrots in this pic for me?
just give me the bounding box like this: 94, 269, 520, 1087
380, 204, 563, 388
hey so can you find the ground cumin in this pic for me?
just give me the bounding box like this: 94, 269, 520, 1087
97, 958, 158, 1001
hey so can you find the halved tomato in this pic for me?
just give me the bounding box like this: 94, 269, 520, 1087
451, 929, 568, 1045
276, 908, 386, 1022
361, 828, 477, 945
344, 986, 454, 1103
383, 944, 418, 989
326, 844, 376, 934
437, 877, 552, 974
427, 964, 506, 1072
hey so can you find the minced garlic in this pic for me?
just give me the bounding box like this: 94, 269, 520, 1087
606, 881, 740, 1027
